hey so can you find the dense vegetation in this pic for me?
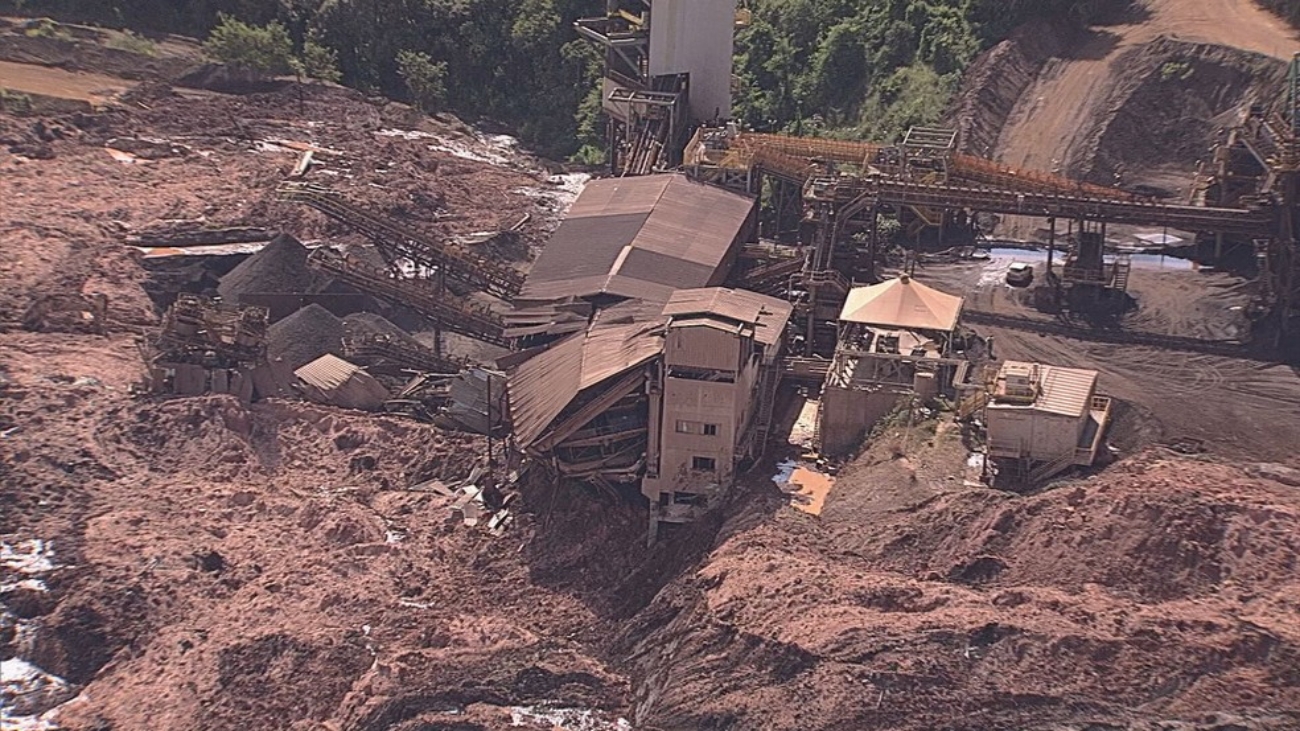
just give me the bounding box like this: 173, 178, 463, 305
3, 0, 1127, 158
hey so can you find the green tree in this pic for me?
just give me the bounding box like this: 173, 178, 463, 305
203, 14, 294, 76
396, 49, 448, 113
300, 38, 341, 83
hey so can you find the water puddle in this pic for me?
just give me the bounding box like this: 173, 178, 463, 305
983, 246, 1194, 271
773, 459, 836, 516
509, 705, 631, 730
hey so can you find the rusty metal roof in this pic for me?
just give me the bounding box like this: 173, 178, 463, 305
294, 353, 362, 391
565, 174, 670, 218
839, 275, 964, 331
990, 360, 1098, 417
592, 297, 670, 326
519, 173, 755, 303
294, 353, 388, 411
508, 320, 664, 446
663, 287, 793, 346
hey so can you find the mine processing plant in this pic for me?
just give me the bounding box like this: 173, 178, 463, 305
265, 16, 1300, 536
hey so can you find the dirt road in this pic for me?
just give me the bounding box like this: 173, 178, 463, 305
995, 0, 1300, 220
917, 256, 1300, 462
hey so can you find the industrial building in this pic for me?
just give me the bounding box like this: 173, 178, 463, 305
575, 0, 739, 175
985, 360, 1113, 484
506, 171, 759, 343
819, 275, 966, 455
509, 317, 665, 483
518, 173, 756, 305
643, 287, 792, 526
258, 4, 1300, 539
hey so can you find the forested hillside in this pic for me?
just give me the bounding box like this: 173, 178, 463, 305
2, 0, 1127, 157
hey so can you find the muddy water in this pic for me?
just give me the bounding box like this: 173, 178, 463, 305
787, 467, 834, 516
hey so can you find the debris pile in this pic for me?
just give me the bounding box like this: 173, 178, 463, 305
216, 233, 331, 304
266, 303, 346, 371
341, 311, 417, 346
142, 294, 282, 402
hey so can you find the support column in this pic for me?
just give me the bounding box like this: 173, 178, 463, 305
867, 205, 880, 282
433, 268, 446, 358
1046, 217, 1055, 277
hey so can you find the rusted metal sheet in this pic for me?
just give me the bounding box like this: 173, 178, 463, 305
294, 354, 388, 411
507, 334, 585, 446
663, 287, 793, 346
566, 174, 670, 218
519, 173, 756, 304
508, 321, 664, 447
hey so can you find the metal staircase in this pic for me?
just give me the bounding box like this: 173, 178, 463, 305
750, 364, 782, 452
278, 183, 524, 300
732, 255, 806, 295
1026, 448, 1078, 486
307, 248, 510, 348
1111, 255, 1132, 291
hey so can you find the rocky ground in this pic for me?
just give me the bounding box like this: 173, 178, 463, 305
4, 14, 1300, 731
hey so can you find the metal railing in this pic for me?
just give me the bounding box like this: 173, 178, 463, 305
308, 248, 509, 347
342, 332, 465, 374
278, 183, 524, 300
826, 178, 1273, 237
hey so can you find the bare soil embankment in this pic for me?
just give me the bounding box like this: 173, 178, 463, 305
950, 0, 1299, 236
6, 13, 1300, 731
615, 430, 1300, 731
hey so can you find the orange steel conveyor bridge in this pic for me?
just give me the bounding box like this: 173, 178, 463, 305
685, 130, 1136, 201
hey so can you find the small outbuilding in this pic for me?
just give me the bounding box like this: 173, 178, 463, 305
984, 360, 1112, 479
294, 354, 389, 411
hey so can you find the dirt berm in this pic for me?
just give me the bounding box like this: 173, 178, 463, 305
614, 429, 1300, 730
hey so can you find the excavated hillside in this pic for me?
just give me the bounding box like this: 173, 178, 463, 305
949, 0, 1300, 235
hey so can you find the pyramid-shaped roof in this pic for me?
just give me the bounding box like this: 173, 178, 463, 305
839, 275, 963, 331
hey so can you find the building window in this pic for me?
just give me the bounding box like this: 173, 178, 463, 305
675, 420, 696, 434
691, 456, 717, 472
702, 423, 719, 436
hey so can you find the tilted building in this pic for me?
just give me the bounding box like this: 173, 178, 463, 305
643, 287, 792, 527
984, 360, 1112, 483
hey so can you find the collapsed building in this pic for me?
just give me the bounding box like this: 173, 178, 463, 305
143, 294, 291, 402
504, 172, 795, 534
